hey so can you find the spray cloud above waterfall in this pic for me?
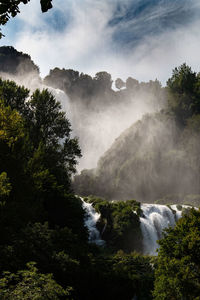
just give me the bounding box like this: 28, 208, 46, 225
0, 46, 165, 171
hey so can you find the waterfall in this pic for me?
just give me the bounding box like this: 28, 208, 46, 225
80, 197, 192, 253
43, 86, 72, 118
81, 199, 105, 246
140, 204, 190, 255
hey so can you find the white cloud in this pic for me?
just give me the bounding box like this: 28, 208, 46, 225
7, 0, 199, 85
13, 0, 115, 76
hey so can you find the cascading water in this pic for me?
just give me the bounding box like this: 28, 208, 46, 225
78, 196, 193, 254
140, 204, 190, 255
44, 86, 73, 120
81, 199, 105, 246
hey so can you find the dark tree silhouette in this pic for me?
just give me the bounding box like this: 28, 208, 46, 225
0, 0, 53, 37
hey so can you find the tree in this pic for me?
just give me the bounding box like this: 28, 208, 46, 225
0, 0, 53, 38
94, 72, 113, 90
43, 68, 80, 94
0, 100, 25, 147
0, 81, 81, 181
0, 262, 71, 299
0, 172, 11, 201
28, 89, 81, 178
153, 208, 200, 300
167, 64, 197, 94
126, 77, 139, 91
115, 78, 125, 90
0, 79, 83, 235
167, 64, 198, 125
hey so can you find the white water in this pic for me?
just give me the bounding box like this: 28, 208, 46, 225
140, 204, 191, 255
81, 199, 105, 246
80, 198, 193, 253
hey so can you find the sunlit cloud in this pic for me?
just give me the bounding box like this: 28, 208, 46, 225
1, 0, 200, 85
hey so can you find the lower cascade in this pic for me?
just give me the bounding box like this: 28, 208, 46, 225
140, 204, 188, 255
81, 199, 105, 246
81, 197, 192, 254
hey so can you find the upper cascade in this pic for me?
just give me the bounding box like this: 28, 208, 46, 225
140, 204, 191, 255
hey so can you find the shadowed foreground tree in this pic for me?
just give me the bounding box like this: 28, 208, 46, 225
153, 208, 200, 300
0, 262, 71, 299
0, 78, 84, 237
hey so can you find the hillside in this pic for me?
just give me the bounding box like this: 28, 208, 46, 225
74, 64, 200, 205
74, 111, 200, 204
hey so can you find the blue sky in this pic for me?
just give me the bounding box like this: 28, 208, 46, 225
1, 0, 200, 84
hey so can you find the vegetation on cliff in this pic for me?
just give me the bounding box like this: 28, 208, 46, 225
74, 64, 200, 205
0, 46, 39, 76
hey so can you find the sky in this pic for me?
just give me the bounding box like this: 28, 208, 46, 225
1, 0, 200, 84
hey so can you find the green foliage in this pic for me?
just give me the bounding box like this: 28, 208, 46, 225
84, 197, 143, 252
0, 78, 85, 241
0, 172, 11, 203
0, 221, 87, 290
111, 251, 154, 299
167, 63, 200, 125
0, 262, 71, 299
84, 251, 154, 300
153, 208, 200, 299
0, 101, 25, 148
167, 64, 197, 94
0, 77, 29, 112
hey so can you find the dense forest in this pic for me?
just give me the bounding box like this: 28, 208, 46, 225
1, 46, 200, 299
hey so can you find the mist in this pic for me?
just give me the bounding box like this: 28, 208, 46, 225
67, 87, 164, 171
0, 48, 165, 172
2, 0, 200, 203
